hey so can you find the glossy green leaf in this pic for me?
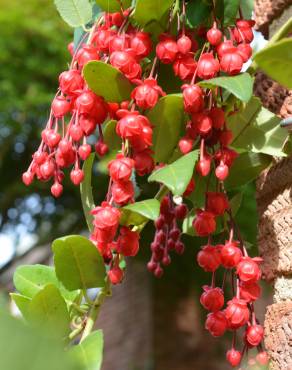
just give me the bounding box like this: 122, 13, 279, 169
120, 199, 160, 226
10, 293, 31, 321
186, 1, 212, 27
240, 0, 254, 18
0, 313, 80, 370
53, 235, 106, 291
199, 73, 254, 102
83, 61, 133, 102
133, 0, 174, 26
253, 38, 292, 89
103, 120, 121, 151
227, 97, 288, 156
229, 192, 243, 216
81, 154, 95, 233
215, 0, 240, 26
225, 152, 272, 190
147, 94, 185, 163
96, 0, 131, 12
29, 284, 70, 338
71, 331, 103, 370
13, 264, 79, 304
148, 150, 199, 196
54, 0, 92, 27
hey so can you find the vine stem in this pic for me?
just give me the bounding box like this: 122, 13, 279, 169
80, 278, 111, 343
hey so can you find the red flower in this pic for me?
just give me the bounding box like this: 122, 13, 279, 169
110, 50, 142, 80
130, 31, 152, 58
220, 51, 244, 75
205, 311, 227, 337
221, 241, 242, 268
177, 35, 192, 54
191, 112, 213, 136
116, 227, 140, 257
193, 210, 216, 237
131, 78, 165, 110
206, 192, 229, 216
197, 244, 221, 272
76, 45, 99, 68
156, 34, 178, 64
182, 84, 204, 114
111, 180, 135, 205
237, 257, 262, 283
108, 266, 124, 285
108, 154, 134, 182
200, 286, 224, 312
133, 149, 154, 176
246, 324, 264, 347
207, 24, 222, 46
173, 53, 197, 81
51, 96, 71, 118
208, 107, 225, 129
240, 281, 261, 302
91, 202, 121, 243
59, 69, 84, 96
225, 298, 250, 329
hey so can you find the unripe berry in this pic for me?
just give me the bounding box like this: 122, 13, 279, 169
154, 265, 163, 278
169, 228, 180, 241
226, 349, 242, 367
22, 171, 34, 186
246, 324, 264, 347
215, 162, 229, 181
174, 204, 188, 220
147, 260, 157, 272
78, 144, 91, 160
179, 136, 193, 154
175, 241, 185, 255
95, 141, 109, 157
52, 96, 71, 118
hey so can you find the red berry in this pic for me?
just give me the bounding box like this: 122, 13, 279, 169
69, 125, 83, 142
51, 182, 63, 198
78, 144, 91, 161
191, 112, 212, 136
197, 244, 221, 272
208, 107, 225, 129
51, 96, 71, 118
173, 53, 197, 81
182, 84, 204, 114
219, 130, 233, 146
95, 141, 109, 157
240, 281, 261, 302
225, 298, 250, 329
108, 266, 124, 285
40, 160, 55, 179
237, 257, 262, 283
156, 34, 178, 64
111, 180, 134, 205
116, 226, 140, 257
205, 311, 227, 337
109, 34, 130, 53
226, 349, 242, 367
108, 154, 134, 182
91, 202, 120, 243
179, 136, 194, 154
233, 25, 254, 44
130, 31, 152, 58
70, 168, 84, 185
59, 69, 84, 96
76, 45, 99, 68
177, 35, 192, 54
207, 24, 222, 46
133, 149, 154, 176
206, 192, 229, 216
193, 210, 216, 237
256, 351, 269, 366
197, 53, 220, 80
154, 265, 164, 278
131, 78, 164, 110
220, 51, 244, 76
75, 91, 96, 115
22, 171, 34, 186
217, 40, 236, 58
215, 162, 229, 181
183, 178, 195, 197
237, 43, 252, 62
196, 155, 212, 177
174, 204, 188, 220
221, 241, 242, 268
246, 324, 264, 347
200, 286, 224, 312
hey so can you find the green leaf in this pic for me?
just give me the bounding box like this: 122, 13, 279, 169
133, 0, 174, 27
225, 152, 272, 190
229, 192, 243, 216
54, 0, 92, 27
215, 0, 240, 26
253, 38, 292, 89
83, 61, 133, 103
240, 0, 254, 18
147, 94, 184, 163
182, 209, 195, 236
96, 0, 131, 12
53, 235, 106, 291
103, 120, 122, 151
13, 264, 79, 304
199, 73, 254, 102
227, 97, 288, 156
28, 284, 70, 338
10, 293, 31, 321
81, 154, 95, 233
148, 150, 199, 196
186, 1, 212, 27
120, 199, 160, 226
0, 313, 80, 370
71, 331, 103, 370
